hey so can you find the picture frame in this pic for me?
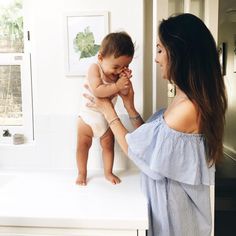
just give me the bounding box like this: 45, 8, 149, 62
64, 11, 109, 77
218, 42, 226, 76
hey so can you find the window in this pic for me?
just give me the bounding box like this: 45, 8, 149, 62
0, 0, 33, 144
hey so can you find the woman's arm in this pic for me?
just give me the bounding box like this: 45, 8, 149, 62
84, 94, 129, 155
84, 82, 144, 155
118, 82, 144, 128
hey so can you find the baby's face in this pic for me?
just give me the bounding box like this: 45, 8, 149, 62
99, 54, 133, 82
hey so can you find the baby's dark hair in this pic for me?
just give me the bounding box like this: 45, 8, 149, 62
99, 32, 134, 58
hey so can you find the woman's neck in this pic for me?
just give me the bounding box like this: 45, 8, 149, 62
175, 87, 187, 99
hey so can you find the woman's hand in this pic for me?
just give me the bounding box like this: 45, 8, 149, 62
118, 80, 135, 111
115, 75, 130, 91
83, 93, 114, 115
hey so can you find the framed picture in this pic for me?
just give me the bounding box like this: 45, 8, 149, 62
64, 11, 109, 77
218, 42, 226, 76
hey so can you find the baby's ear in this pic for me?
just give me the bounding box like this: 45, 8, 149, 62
97, 53, 103, 62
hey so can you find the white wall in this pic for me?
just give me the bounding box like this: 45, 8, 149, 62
0, 0, 144, 171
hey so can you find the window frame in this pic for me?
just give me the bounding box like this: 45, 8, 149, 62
0, 0, 34, 144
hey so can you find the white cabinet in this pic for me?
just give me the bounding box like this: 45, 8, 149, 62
0, 227, 146, 236
0, 171, 148, 236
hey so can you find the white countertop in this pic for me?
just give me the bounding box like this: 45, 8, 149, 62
0, 170, 148, 230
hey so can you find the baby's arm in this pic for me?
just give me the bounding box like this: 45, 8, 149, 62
87, 64, 130, 98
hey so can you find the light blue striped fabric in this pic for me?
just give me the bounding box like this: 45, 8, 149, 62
125, 109, 215, 236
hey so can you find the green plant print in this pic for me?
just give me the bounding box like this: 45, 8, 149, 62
73, 26, 100, 59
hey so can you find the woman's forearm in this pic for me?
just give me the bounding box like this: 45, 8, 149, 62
125, 106, 144, 128
105, 110, 129, 156
104, 107, 144, 156
119, 87, 144, 129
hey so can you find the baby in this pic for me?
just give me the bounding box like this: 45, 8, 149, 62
76, 32, 134, 185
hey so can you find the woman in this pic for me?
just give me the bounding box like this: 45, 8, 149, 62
84, 13, 227, 236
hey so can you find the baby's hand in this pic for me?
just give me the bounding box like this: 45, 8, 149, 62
118, 68, 132, 95
116, 74, 130, 91
120, 67, 132, 79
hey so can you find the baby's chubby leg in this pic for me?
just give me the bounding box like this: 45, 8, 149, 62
76, 118, 93, 186
100, 129, 121, 184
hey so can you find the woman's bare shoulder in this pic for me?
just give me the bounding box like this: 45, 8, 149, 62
164, 100, 200, 133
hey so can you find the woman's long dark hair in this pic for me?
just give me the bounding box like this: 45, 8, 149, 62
159, 13, 227, 164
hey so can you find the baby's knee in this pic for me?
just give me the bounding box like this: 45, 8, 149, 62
100, 137, 114, 150
78, 136, 92, 150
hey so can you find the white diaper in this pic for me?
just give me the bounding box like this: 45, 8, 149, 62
79, 109, 109, 138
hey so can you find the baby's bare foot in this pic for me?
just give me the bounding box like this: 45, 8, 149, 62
76, 173, 87, 186
105, 173, 121, 185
